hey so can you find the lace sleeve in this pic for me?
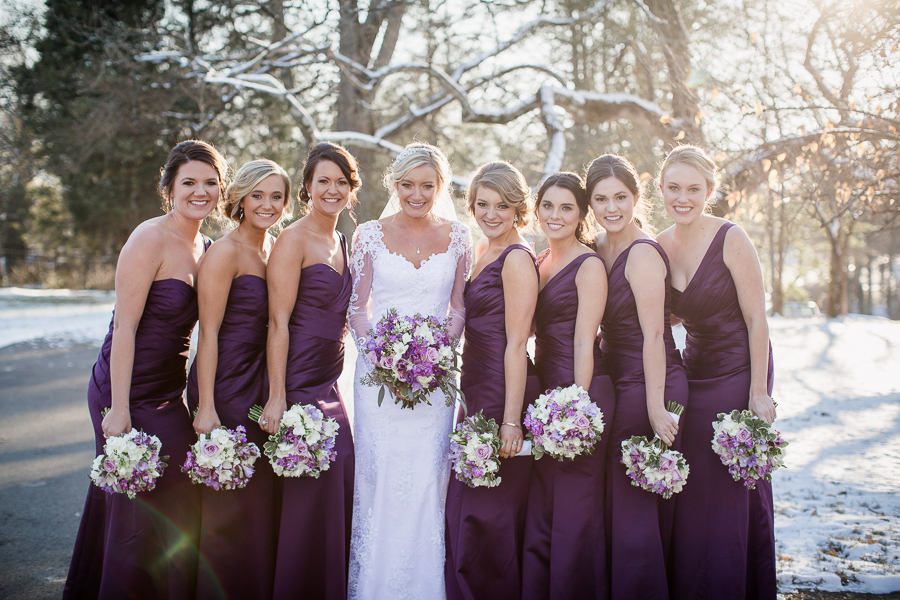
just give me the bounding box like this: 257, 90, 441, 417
348, 221, 381, 354
446, 221, 472, 341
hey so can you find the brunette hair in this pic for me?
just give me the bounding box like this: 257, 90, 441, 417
585, 154, 654, 233
158, 140, 229, 213
298, 142, 361, 206
535, 172, 595, 248
221, 159, 292, 225
466, 161, 532, 228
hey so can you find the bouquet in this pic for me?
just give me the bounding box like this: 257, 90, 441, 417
620, 402, 690, 499
523, 384, 605, 461
249, 404, 339, 478
181, 425, 260, 490
359, 308, 464, 411
711, 409, 788, 489
89, 412, 168, 499
448, 411, 503, 488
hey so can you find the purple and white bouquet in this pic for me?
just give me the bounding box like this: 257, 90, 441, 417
89, 426, 168, 500
523, 384, 605, 461
448, 411, 503, 488
181, 426, 260, 490
249, 404, 339, 478
359, 308, 464, 411
711, 409, 787, 489
620, 402, 690, 499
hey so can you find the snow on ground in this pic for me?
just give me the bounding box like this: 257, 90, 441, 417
2, 289, 899, 593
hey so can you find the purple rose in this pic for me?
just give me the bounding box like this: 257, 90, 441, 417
424, 347, 440, 364
367, 351, 378, 365
201, 441, 220, 457
658, 453, 677, 473
573, 415, 591, 430
381, 355, 395, 370
474, 444, 493, 461
103, 457, 116, 472
736, 428, 753, 445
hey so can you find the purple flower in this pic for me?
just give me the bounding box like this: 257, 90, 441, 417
201, 441, 220, 457
573, 415, 591, 430
474, 444, 493, 461
424, 347, 440, 364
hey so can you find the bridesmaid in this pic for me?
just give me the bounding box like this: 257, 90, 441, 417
656, 145, 776, 600
589, 154, 688, 600
186, 159, 291, 599
65, 140, 228, 599
445, 161, 542, 600
260, 142, 360, 600
522, 172, 616, 600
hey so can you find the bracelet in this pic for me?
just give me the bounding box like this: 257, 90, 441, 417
501, 422, 522, 429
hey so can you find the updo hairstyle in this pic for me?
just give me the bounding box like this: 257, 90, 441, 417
466, 161, 532, 228
298, 142, 361, 206
658, 145, 719, 210
158, 140, 229, 213
535, 172, 595, 248
585, 154, 654, 233
383, 142, 453, 197
221, 159, 292, 224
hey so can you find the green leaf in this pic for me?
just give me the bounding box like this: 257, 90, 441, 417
378, 386, 386, 407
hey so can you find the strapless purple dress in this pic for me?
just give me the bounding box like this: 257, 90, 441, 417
185, 274, 276, 600
600, 239, 688, 600
65, 278, 203, 600
669, 222, 776, 600
522, 253, 617, 600
445, 244, 543, 600
272, 234, 355, 600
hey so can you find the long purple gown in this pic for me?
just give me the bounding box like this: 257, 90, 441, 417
185, 274, 277, 600
669, 222, 776, 600
445, 244, 543, 600
522, 252, 617, 600
272, 234, 355, 600
600, 239, 688, 600
65, 277, 204, 600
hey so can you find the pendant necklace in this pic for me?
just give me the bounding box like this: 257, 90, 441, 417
400, 216, 427, 255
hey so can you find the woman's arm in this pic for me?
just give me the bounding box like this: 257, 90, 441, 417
103, 225, 164, 437
446, 225, 473, 340
192, 241, 238, 434
498, 249, 539, 458
262, 228, 303, 435
627, 244, 676, 446
724, 226, 776, 423
573, 256, 607, 390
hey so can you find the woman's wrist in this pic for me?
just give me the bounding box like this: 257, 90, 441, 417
501, 422, 521, 429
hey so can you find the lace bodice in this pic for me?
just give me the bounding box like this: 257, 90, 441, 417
348, 220, 471, 353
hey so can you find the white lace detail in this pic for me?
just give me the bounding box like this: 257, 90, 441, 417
347, 219, 470, 600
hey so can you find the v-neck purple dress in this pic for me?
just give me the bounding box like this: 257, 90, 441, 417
600, 239, 688, 600
65, 275, 205, 600
445, 244, 543, 600
669, 222, 776, 600
522, 252, 617, 600
185, 274, 276, 600
272, 234, 355, 600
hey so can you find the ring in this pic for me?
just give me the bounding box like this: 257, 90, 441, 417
260, 419, 268, 426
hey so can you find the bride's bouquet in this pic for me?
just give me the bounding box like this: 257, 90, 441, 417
448, 411, 503, 488
523, 384, 605, 461
620, 402, 690, 499
249, 404, 339, 478
181, 426, 260, 490
711, 409, 787, 489
359, 308, 464, 411
89, 414, 168, 499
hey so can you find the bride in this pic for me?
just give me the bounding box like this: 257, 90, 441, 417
347, 142, 470, 599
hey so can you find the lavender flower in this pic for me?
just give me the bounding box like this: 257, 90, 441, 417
182, 425, 260, 490
448, 411, 503, 488
249, 403, 340, 478
89, 428, 168, 500
524, 384, 605, 461
711, 409, 788, 489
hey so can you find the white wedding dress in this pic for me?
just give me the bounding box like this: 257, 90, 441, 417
347, 219, 470, 600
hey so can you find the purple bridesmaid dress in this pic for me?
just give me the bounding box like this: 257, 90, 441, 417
522, 253, 617, 600
65, 277, 205, 599
185, 274, 277, 599
445, 244, 543, 600
271, 234, 355, 600
669, 222, 776, 600
600, 239, 688, 600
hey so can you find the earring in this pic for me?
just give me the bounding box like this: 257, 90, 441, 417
514, 214, 519, 225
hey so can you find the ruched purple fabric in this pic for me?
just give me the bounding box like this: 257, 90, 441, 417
65, 278, 202, 600
185, 274, 276, 600
669, 222, 776, 600
522, 253, 617, 600
600, 239, 688, 600
445, 244, 543, 600
272, 234, 355, 600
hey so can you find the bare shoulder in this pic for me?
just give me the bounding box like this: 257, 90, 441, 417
723, 222, 758, 266
628, 241, 665, 270
120, 217, 167, 262
202, 232, 241, 263
503, 245, 537, 271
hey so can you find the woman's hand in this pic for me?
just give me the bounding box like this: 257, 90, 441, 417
649, 405, 678, 447
102, 406, 132, 438
749, 391, 776, 424
499, 423, 524, 458
259, 398, 286, 435
193, 406, 222, 435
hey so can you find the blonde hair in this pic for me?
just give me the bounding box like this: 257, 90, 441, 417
466, 161, 532, 228
658, 145, 718, 206
383, 142, 452, 198
221, 159, 292, 225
